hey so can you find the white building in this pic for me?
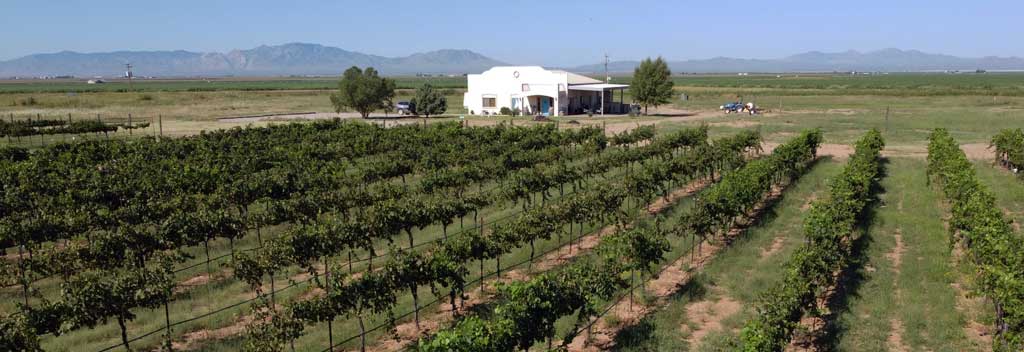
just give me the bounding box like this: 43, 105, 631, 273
463, 66, 630, 117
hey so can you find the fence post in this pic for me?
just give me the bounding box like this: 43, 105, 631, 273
128, 113, 133, 136
885, 106, 890, 133
37, 114, 43, 147
64, 113, 70, 143
159, 115, 163, 140
6, 113, 11, 144
13, 113, 20, 143
99, 114, 109, 140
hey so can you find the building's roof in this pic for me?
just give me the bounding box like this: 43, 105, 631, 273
549, 70, 603, 85
567, 83, 630, 91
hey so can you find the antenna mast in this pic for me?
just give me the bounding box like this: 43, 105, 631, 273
604, 53, 610, 83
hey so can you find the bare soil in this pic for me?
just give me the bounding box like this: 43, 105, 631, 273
680, 290, 742, 349
709, 120, 761, 128
760, 235, 787, 259
886, 229, 906, 275
887, 318, 910, 352
960, 143, 992, 161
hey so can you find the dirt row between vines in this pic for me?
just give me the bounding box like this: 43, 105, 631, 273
566, 183, 790, 351
166, 178, 714, 352
367, 179, 712, 352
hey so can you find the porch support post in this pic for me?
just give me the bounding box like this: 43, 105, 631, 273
601, 89, 605, 116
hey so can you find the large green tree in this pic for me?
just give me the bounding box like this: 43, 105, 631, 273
330, 66, 396, 118
630, 57, 674, 115
410, 83, 447, 118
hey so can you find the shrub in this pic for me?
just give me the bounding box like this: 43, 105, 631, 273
499, 107, 512, 116
18, 97, 38, 106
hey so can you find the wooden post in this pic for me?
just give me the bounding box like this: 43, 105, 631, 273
128, 113, 132, 136
885, 106, 890, 132
37, 114, 43, 147
159, 115, 163, 140
6, 113, 11, 144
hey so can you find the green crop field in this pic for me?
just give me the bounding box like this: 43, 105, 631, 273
2, 72, 1023, 352
0, 76, 467, 94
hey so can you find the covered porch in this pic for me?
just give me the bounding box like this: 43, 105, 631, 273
566, 83, 630, 115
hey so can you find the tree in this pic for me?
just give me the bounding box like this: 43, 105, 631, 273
330, 67, 396, 118
411, 84, 447, 118
630, 57, 674, 115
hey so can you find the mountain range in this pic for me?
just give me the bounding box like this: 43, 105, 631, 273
2, 44, 1024, 77
0, 43, 506, 77
570, 49, 1024, 73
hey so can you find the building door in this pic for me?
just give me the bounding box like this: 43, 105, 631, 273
541, 97, 550, 115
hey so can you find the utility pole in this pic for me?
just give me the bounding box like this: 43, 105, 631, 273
604, 53, 610, 83
125, 63, 134, 92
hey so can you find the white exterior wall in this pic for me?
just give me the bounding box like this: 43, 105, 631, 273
463, 66, 569, 116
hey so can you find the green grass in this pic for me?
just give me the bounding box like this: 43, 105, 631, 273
974, 161, 1024, 229
608, 157, 842, 351
832, 158, 980, 351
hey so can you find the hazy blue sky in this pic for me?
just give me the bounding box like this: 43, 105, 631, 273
3, 0, 1022, 66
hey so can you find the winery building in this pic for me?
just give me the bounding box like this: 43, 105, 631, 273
463, 66, 630, 117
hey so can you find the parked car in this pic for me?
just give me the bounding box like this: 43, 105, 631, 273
396, 101, 416, 115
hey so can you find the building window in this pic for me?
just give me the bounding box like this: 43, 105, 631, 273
482, 97, 496, 108
521, 84, 530, 92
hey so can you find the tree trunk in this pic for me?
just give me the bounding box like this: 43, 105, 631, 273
528, 239, 535, 272
358, 314, 367, 352
229, 237, 236, 264
411, 285, 421, 331
629, 270, 635, 311
406, 229, 414, 249
118, 314, 132, 351
18, 245, 28, 307
449, 289, 458, 317
204, 240, 212, 278
164, 300, 173, 351
568, 222, 573, 255
443, 224, 448, 241
326, 257, 333, 350
269, 272, 276, 308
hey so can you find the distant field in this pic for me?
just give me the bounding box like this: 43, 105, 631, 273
5, 73, 1024, 96
0, 76, 467, 93
614, 72, 1024, 96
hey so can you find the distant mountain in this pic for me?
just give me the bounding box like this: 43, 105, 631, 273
569, 49, 1024, 73
6, 45, 1024, 77
0, 43, 506, 77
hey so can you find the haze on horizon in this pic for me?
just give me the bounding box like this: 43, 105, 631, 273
3, 0, 1023, 66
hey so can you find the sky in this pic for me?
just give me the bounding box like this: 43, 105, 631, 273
3, 0, 1023, 67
